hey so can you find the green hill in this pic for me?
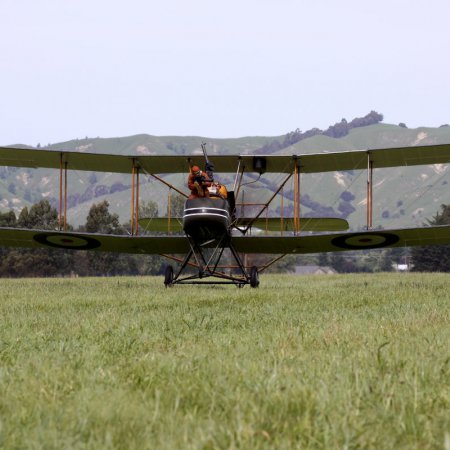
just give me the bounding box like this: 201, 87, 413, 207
1, 122, 450, 230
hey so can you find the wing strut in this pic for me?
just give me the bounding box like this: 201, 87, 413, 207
135, 163, 140, 235
131, 161, 135, 233
168, 188, 172, 234
59, 154, 68, 231
130, 160, 140, 235
367, 153, 373, 230
294, 157, 300, 234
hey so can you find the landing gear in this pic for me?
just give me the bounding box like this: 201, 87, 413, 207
164, 265, 174, 287
161, 233, 261, 287
250, 266, 259, 288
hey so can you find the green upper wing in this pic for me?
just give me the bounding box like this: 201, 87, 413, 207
1, 143, 450, 174
232, 225, 450, 254
0, 228, 189, 254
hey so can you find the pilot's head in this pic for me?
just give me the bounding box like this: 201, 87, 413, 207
191, 165, 201, 176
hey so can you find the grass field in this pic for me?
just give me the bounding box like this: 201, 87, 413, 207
0, 273, 449, 449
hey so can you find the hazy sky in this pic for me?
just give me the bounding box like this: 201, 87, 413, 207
1, 0, 450, 146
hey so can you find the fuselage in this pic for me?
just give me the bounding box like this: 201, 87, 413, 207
183, 197, 232, 244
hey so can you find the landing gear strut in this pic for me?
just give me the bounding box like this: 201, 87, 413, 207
162, 234, 260, 288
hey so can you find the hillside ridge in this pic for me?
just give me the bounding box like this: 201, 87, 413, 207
1, 114, 450, 230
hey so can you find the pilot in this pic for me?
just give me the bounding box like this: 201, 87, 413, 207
188, 165, 212, 199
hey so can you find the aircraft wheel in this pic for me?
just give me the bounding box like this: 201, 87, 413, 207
250, 266, 260, 288
164, 265, 174, 287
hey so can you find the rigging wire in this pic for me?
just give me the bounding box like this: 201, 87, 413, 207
328, 169, 365, 209
382, 164, 450, 228
240, 173, 261, 187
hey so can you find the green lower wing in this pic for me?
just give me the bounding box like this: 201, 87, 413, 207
232, 225, 450, 254
0, 228, 189, 254
2, 225, 450, 256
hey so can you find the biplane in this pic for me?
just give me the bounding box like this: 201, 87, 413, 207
0, 142, 450, 287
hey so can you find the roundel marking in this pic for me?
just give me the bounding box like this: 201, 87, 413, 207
33, 233, 101, 250
331, 232, 400, 250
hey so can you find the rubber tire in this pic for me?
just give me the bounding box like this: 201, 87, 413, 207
250, 266, 260, 288
164, 265, 174, 287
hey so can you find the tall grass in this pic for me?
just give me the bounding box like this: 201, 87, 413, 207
0, 273, 449, 449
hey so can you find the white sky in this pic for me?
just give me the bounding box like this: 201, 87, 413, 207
1, 0, 450, 146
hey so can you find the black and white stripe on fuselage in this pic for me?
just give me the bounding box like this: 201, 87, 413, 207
183, 198, 231, 244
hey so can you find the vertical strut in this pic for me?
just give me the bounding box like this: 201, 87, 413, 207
64, 162, 68, 231
59, 154, 63, 230
131, 161, 135, 235
168, 188, 172, 233
297, 159, 301, 233
59, 154, 68, 231
367, 154, 373, 230
135, 166, 140, 235
293, 158, 300, 234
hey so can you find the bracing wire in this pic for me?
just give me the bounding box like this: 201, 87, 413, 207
382, 164, 450, 228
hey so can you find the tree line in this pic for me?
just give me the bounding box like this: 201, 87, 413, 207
256, 110, 384, 155
410, 204, 450, 272
0, 200, 448, 277
0, 199, 165, 278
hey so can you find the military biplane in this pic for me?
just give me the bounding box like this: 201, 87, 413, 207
0, 142, 450, 287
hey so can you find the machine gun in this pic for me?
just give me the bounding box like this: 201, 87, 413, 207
201, 142, 215, 182
193, 174, 209, 184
